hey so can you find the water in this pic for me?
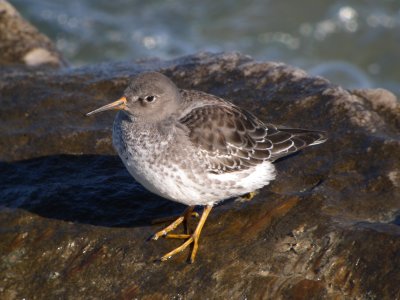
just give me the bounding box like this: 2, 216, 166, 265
12, 0, 400, 95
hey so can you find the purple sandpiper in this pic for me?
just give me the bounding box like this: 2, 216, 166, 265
86, 71, 327, 263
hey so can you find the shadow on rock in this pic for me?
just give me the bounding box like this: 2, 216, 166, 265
0, 154, 185, 227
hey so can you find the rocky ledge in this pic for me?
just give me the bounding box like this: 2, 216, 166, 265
0, 0, 67, 68
0, 3, 399, 300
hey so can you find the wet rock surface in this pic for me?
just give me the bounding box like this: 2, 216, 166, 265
0, 0, 67, 68
1, 50, 400, 298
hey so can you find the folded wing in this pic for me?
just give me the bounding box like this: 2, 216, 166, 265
179, 104, 327, 174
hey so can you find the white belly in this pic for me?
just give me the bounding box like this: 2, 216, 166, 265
112, 113, 276, 206
121, 155, 205, 204
119, 149, 276, 206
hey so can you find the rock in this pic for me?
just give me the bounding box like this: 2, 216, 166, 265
0, 0, 67, 68
1, 51, 399, 299
1, 4, 400, 297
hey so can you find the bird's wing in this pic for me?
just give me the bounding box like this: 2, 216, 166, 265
267, 127, 327, 161
179, 104, 327, 174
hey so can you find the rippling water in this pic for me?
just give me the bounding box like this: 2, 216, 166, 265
12, 0, 400, 95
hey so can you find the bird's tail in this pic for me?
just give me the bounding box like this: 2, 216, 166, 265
278, 128, 328, 147
268, 127, 327, 161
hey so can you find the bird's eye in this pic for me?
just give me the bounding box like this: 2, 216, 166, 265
145, 95, 156, 102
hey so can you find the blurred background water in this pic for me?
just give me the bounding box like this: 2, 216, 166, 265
11, 0, 400, 96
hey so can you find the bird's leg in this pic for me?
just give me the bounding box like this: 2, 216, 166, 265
151, 206, 195, 240
159, 205, 213, 263
165, 206, 195, 239
165, 205, 195, 239
151, 206, 198, 225
184, 205, 195, 234
190, 205, 212, 263
158, 206, 201, 239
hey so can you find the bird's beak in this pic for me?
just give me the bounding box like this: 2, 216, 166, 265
86, 97, 127, 116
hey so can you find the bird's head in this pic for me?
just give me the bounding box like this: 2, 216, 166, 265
86, 72, 182, 122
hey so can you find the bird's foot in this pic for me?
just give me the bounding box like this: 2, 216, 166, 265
151, 215, 185, 240
151, 205, 195, 240
166, 234, 191, 239
159, 232, 198, 262
236, 190, 258, 202
152, 205, 213, 263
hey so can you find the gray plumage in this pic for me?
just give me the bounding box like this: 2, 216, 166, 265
88, 72, 327, 206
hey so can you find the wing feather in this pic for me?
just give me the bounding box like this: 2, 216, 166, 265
179, 103, 327, 173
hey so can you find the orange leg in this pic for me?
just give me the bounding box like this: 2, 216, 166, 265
151, 207, 198, 225
157, 205, 213, 263
151, 206, 195, 240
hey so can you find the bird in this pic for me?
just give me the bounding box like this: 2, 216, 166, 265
86, 71, 327, 263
